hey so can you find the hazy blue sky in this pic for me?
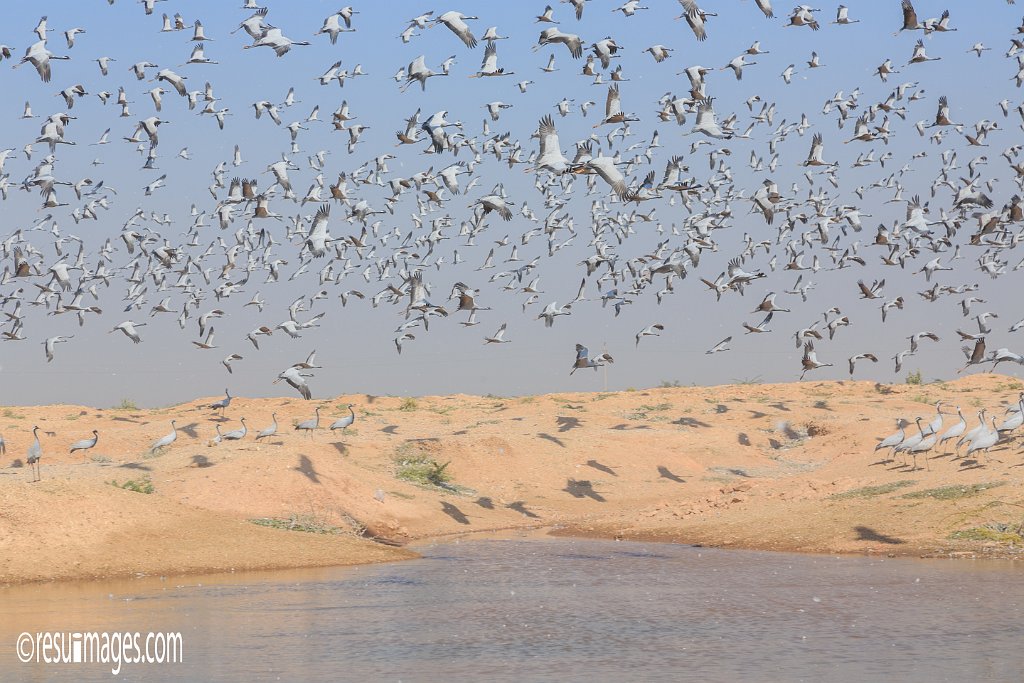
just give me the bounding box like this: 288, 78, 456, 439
0, 0, 1022, 407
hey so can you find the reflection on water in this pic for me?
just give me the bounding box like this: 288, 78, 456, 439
2, 538, 1022, 682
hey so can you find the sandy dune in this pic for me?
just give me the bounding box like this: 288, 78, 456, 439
2, 374, 1023, 583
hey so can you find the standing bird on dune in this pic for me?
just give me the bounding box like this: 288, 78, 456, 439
26, 426, 42, 481
150, 420, 178, 454
69, 430, 99, 454
330, 404, 356, 432
295, 406, 322, 438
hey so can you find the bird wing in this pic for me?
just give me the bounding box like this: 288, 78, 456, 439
589, 157, 627, 198
605, 84, 621, 119
901, 0, 917, 29
480, 41, 498, 72
575, 343, 589, 364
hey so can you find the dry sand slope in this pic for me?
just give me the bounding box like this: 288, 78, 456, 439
2, 374, 1024, 584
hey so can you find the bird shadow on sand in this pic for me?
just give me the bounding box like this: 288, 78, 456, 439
119, 462, 152, 471
381, 425, 399, 435
609, 423, 651, 431
657, 465, 685, 483
959, 459, 986, 470
714, 404, 729, 414
475, 496, 494, 509
769, 402, 790, 412
441, 502, 469, 524
208, 415, 231, 424
586, 459, 617, 476
712, 467, 752, 478
563, 479, 606, 502
329, 442, 348, 456
294, 454, 321, 484
109, 416, 144, 424
748, 410, 768, 419
672, 416, 710, 428
190, 454, 214, 468
178, 423, 201, 439
507, 501, 540, 518
737, 432, 751, 446
556, 416, 582, 432
854, 525, 905, 545
537, 432, 565, 447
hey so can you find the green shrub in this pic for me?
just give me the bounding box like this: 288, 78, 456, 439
109, 476, 153, 494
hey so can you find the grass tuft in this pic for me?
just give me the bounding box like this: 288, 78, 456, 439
393, 442, 455, 490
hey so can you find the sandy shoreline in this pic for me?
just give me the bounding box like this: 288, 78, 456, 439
3, 375, 1024, 586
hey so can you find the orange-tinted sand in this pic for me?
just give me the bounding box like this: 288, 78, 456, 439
3, 374, 1023, 584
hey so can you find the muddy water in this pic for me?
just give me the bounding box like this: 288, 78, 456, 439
2, 538, 1022, 682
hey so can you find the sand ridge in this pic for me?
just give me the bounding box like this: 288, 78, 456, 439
2, 374, 1023, 584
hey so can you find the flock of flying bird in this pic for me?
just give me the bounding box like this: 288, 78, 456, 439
2, 1, 1024, 476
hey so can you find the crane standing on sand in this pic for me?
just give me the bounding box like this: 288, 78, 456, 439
208, 389, 232, 416
255, 413, 278, 442
330, 404, 356, 432
27, 426, 42, 482
150, 420, 178, 453
295, 406, 321, 438
69, 430, 99, 454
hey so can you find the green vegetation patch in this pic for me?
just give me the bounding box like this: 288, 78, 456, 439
108, 476, 154, 494
831, 480, 917, 500
391, 442, 471, 494
901, 481, 1006, 501
249, 514, 341, 535
949, 523, 1023, 544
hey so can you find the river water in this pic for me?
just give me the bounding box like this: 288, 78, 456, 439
2, 537, 1022, 682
